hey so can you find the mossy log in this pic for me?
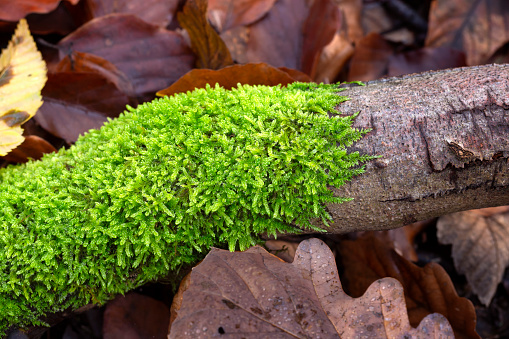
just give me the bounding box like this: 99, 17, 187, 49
0, 83, 370, 333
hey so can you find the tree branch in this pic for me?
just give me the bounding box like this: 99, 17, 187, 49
318, 64, 509, 233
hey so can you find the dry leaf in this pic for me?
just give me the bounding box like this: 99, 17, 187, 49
208, 0, 277, 32
1, 135, 56, 163
58, 14, 194, 98
314, 32, 354, 83
333, 0, 364, 43
264, 239, 300, 263
37, 71, 129, 143
85, 0, 179, 27
437, 208, 509, 306
0, 19, 47, 156
103, 292, 170, 339
55, 51, 135, 99
178, 0, 234, 70
361, 0, 392, 36
339, 233, 479, 339
388, 47, 466, 77
425, 0, 509, 65
301, 0, 341, 79
169, 238, 454, 338
347, 32, 394, 81
245, 0, 308, 70
156, 63, 311, 97
219, 26, 250, 64
0, 0, 79, 21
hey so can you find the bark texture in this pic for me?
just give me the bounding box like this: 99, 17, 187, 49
317, 64, 509, 233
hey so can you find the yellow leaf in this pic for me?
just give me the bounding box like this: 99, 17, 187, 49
0, 19, 47, 156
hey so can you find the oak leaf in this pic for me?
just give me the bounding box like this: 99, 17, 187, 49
339, 232, 479, 339
169, 238, 454, 338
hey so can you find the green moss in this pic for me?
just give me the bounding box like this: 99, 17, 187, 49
0, 82, 372, 332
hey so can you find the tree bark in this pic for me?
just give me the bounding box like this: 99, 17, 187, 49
316, 64, 509, 233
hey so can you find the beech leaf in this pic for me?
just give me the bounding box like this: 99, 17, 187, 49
437, 208, 509, 306
246, 0, 308, 70
208, 0, 277, 32
178, 0, 234, 70
301, 0, 340, 78
58, 14, 194, 98
84, 0, 179, 27
169, 238, 454, 338
0, 0, 79, 22
347, 32, 394, 81
0, 19, 47, 156
156, 62, 311, 97
0, 135, 56, 164
37, 71, 129, 143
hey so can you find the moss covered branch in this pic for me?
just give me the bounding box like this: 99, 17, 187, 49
0, 83, 372, 332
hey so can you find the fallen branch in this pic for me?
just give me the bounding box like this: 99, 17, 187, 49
4, 64, 508, 335
319, 63, 509, 233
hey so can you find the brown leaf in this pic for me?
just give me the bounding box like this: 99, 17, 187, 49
471, 206, 509, 217
0, 0, 79, 22
208, 0, 277, 32
42, 72, 129, 117
378, 228, 417, 262
58, 14, 195, 98
246, 0, 309, 70
425, 0, 509, 65
264, 239, 300, 263
156, 63, 311, 97
169, 238, 454, 338
437, 209, 509, 306
85, 0, 179, 27
24, 2, 84, 36
55, 51, 136, 99
1, 135, 56, 164
219, 26, 250, 63
301, 0, 341, 79
276, 67, 312, 83
178, 0, 234, 70
104, 292, 170, 339
388, 47, 467, 77
333, 0, 364, 43
361, 0, 392, 37
169, 273, 192, 331
339, 233, 480, 339
314, 32, 354, 83
36, 72, 130, 143
347, 32, 394, 81
366, 221, 433, 263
